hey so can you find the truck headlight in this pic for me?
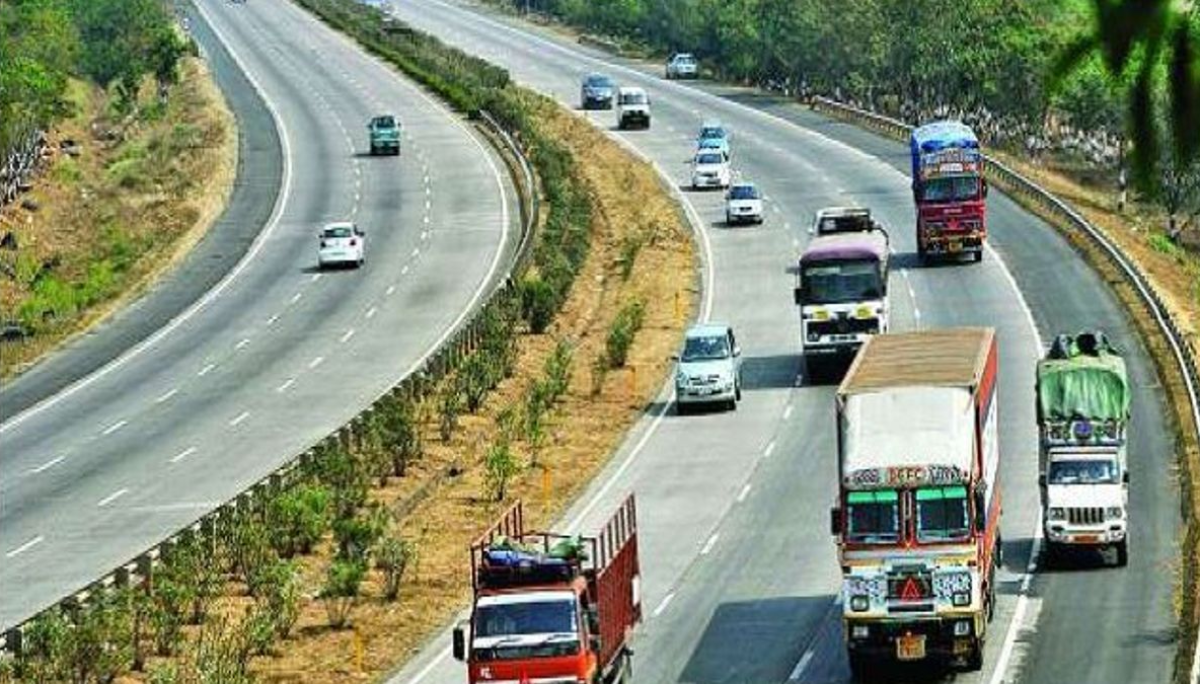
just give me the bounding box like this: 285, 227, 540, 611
953, 620, 971, 636
1047, 507, 1066, 521
849, 595, 869, 612
952, 592, 971, 607
1106, 506, 1124, 519
807, 332, 820, 342
851, 624, 869, 639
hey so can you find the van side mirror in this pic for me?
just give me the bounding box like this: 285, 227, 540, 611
981, 179, 989, 198
829, 507, 842, 536
1123, 471, 1130, 484
973, 490, 987, 533
1038, 473, 1047, 487
793, 287, 803, 305
452, 624, 466, 662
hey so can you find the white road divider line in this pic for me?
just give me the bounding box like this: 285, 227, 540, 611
366, 307, 378, 319
155, 388, 178, 403
29, 455, 65, 474
290, 292, 302, 304
229, 411, 251, 427
763, 440, 776, 458
276, 377, 296, 393
6, 536, 44, 558
340, 328, 356, 343
787, 650, 815, 681
783, 404, 793, 420
266, 313, 280, 326
736, 483, 751, 503
97, 488, 129, 508
170, 447, 198, 464
387, 283, 398, 294
651, 591, 675, 618
197, 363, 215, 377
311, 273, 323, 282
411, 248, 420, 257
235, 338, 250, 350
308, 356, 324, 369
400, 266, 409, 276
700, 532, 719, 556
102, 420, 128, 436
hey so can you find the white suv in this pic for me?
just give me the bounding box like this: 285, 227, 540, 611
675, 323, 743, 413
317, 222, 365, 269
666, 53, 698, 79
616, 87, 651, 129
725, 182, 763, 224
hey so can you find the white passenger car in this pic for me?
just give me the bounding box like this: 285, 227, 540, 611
675, 323, 743, 412
317, 222, 365, 269
725, 182, 764, 224
691, 150, 731, 189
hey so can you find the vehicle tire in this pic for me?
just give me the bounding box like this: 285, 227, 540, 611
1115, 539, 1129, 567
676, 402, 689, 416
973, 249, 984, 263
847, 653, 873, 682
1042, 540, 1060, 568
965, 641, 984, 671
369, 145, 377, 156
727, 398, 737, 411
735, 381, 742, 401
726, 213, 733, 225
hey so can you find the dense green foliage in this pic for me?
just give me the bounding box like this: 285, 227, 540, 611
0, 0, 186, 154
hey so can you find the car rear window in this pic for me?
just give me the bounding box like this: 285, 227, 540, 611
696, 153, 723, 165
324, 226, 353, 238
374, 116, 395, 128
729, 186, 759, 200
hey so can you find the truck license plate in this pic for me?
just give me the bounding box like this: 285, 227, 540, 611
896, 634, 926, 661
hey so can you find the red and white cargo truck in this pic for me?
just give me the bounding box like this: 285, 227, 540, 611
453, 495, 642, 684
830, 328, 1001, 678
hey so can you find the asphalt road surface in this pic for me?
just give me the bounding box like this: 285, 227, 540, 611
381, 3, 1179, 684
0, 0, 518, 631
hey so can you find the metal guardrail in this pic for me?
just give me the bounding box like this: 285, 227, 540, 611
0, 110, 539, 655
811, 94, 1200, 683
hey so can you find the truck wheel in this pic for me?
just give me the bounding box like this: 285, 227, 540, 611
974, 249, 984, 263
1115, 540, 1129, 567
1042, 540, 1059, 568
847, 653, 873, 681
676, 401, 689, 416
965, 641, 984, 671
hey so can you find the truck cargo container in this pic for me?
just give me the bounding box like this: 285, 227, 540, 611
453, 495, 641, 684
830, 328, 1001, 677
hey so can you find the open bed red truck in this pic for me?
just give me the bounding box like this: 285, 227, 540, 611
453, 495, 642, 684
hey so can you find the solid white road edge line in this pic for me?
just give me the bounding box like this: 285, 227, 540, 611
0, 0, 296, 436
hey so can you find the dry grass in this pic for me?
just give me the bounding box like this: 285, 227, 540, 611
0, 55, 237, 378
118, 97, 695, 683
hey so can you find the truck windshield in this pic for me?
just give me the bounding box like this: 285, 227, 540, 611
845, 490, 900, 544
920, 176, 979, 203
475, 599, 577, 638
1048, 459, 1119, 484
802, 259, 883, 305
915, 486, 971, 542
620, 92, 647, 105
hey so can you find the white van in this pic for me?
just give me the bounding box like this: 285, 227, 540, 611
616, 87, 651, 130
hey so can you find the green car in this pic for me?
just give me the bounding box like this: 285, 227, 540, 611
368, 115, 401, 156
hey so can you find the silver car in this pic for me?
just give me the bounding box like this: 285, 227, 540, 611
675, 323, 743, 413
666, 52, 699, 80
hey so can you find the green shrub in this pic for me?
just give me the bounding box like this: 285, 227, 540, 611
266, 484, 330, 558
439, 380, 462, 442
313, 443, 369, 519
619, 233, 644, 280
320, 559, 366, 629
543, 338, 574, 403
519, 273, 558, 333
374, 534, 416, 602
378, 395, 421, 476
1148, 231, 1183, 257
484, 437, 520, 502
606, 299, 645, 368
150, 573, 187, 656
460, 353, 492, 413
332, 504, 388, 563
14, 610, 71, 682
253, 559, 301, 640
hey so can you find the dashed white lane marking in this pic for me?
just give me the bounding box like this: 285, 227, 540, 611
235, 338, 250, 350
97, 488, 129, 507
309, 356, 324, 369
155, 388, 178, 403
276, 377, 296, 393
311, 273, 323, 282
170, 447, 198, 464
340, 328, 356, 343
411, 248, 420, 257
197, 363, 215, 377
787, 649, 815, 681
29, 455, 65, 474
425, 186, 432, 196
400, 266, 409, 276
914, 306, 922, 321
700, 532, 720, 556
366, 307, 378, 319
783, 405, 794, 420
229, 411, 251, 427
423, 215, 430, 224
421, 231, 429, 240
763, 440, 777, 458
355, 192, 361, 204
388, 282, 399, 293
736, 483, 751, 503
651, 591, 675, 618
290, 292, 303, 304
266, 313, 280, 326
6, 536, 44, 558
425, 198, 432, 211
102, 420, 128, 436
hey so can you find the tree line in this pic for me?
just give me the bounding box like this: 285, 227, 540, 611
0, 0, 187, 155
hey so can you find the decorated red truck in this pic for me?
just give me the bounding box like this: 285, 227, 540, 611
830, 328, 1001, 678
910, 121, 988, 263
453, 496, 641, 684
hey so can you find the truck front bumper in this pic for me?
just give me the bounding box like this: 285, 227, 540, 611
845, 615, 980, 662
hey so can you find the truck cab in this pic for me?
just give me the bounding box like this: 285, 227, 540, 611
1036, 331, 1130, 566
910, 121, 987, 263
794, 207, 889, 376
453, 497, 641, 684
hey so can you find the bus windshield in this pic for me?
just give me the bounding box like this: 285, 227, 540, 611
802, 259, 883, 305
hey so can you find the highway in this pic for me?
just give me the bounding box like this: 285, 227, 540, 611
0, 0, 518, 630
382, 2, 1180, 683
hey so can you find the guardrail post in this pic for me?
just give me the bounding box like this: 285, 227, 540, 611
4, 627, 21, 656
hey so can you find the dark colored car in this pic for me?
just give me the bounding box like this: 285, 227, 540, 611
580, 73, 616, 110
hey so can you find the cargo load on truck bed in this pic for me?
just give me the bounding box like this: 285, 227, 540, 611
1036, 331, 1129, 423
840, 327, 994, 394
